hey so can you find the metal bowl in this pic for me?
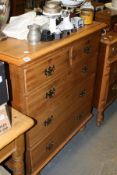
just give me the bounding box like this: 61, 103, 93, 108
43, 1, 61, 14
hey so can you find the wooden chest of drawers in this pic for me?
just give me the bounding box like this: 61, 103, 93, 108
93, 32, 117, 126
0, 22, 106, 174
95, 9, 117, 31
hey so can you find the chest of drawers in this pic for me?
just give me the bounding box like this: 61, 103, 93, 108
0, 22, 106, 174
93, 32, 117, 126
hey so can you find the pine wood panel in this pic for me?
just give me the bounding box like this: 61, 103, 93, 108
27, 104, 91, 174
26, 76, 94, 147
0, 22, 106, 66
23, 48, 70, 93
0, 22, 106, 174
93, 32, 117, 125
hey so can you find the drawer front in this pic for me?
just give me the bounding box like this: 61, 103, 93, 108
27, 87, 74, 147
24, 48, 70, 93
72, 54, 97, 82
71, 32, 100, 65
72, 74, 95, 103
28, 103, 91, 173
25, 74, 72, 117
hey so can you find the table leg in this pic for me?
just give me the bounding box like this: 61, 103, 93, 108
12, 134, 25, 175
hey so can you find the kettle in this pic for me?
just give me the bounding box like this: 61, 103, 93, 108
27, 24, 41, 45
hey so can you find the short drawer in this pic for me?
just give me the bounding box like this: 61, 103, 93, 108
71, 32, 100, 65
23, 48, 70, 93
27, 104, 91, 173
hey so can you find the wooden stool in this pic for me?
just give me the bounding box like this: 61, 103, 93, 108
0, 108, 34, 175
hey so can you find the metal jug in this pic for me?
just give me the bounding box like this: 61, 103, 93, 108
27, 24, 41, 45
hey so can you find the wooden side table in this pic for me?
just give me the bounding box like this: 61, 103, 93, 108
93, 32, 117, 126
0, 108, 34, 175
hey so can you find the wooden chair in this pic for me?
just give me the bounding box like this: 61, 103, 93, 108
0, 108, 34, 175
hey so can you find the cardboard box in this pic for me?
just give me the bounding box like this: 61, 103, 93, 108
0, 104, 11, 135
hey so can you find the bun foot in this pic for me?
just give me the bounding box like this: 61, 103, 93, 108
96, 111, 104, 127
80, 125, 86, 131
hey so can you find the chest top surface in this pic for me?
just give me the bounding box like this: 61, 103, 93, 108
0, 22, 106, 66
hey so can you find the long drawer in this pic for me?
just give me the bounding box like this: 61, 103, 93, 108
23, 48, 70, 94
25, 73, 72, 117
27, 102, 92, 173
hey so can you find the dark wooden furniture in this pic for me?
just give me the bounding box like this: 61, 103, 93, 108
0, 108, 34, 175
10, 0, 25, 16
0, 22, 105, 175
95, 9, 117, 31
93, 31, 117, 126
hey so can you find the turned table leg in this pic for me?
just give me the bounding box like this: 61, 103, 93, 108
12, 134, 25, 175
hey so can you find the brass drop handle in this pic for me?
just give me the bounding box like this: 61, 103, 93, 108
84, 45, 91, 54
75, 113, 83, 121
46, 87, 56, 99
44, 115, 54, 127
81, 65, 88, 74
46, 142, 54, 151
79, 90, 86, 97
45, 65, 55, 76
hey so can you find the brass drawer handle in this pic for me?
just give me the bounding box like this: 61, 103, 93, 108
75, 113, 84, 121
81, 65, 88, 74
46, 142, 54, 151
45, 65, 55, 76
46, 87, 56, 99
84, 46, 91, 54
79, 90, 86, 97
44, 115, 54, 127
